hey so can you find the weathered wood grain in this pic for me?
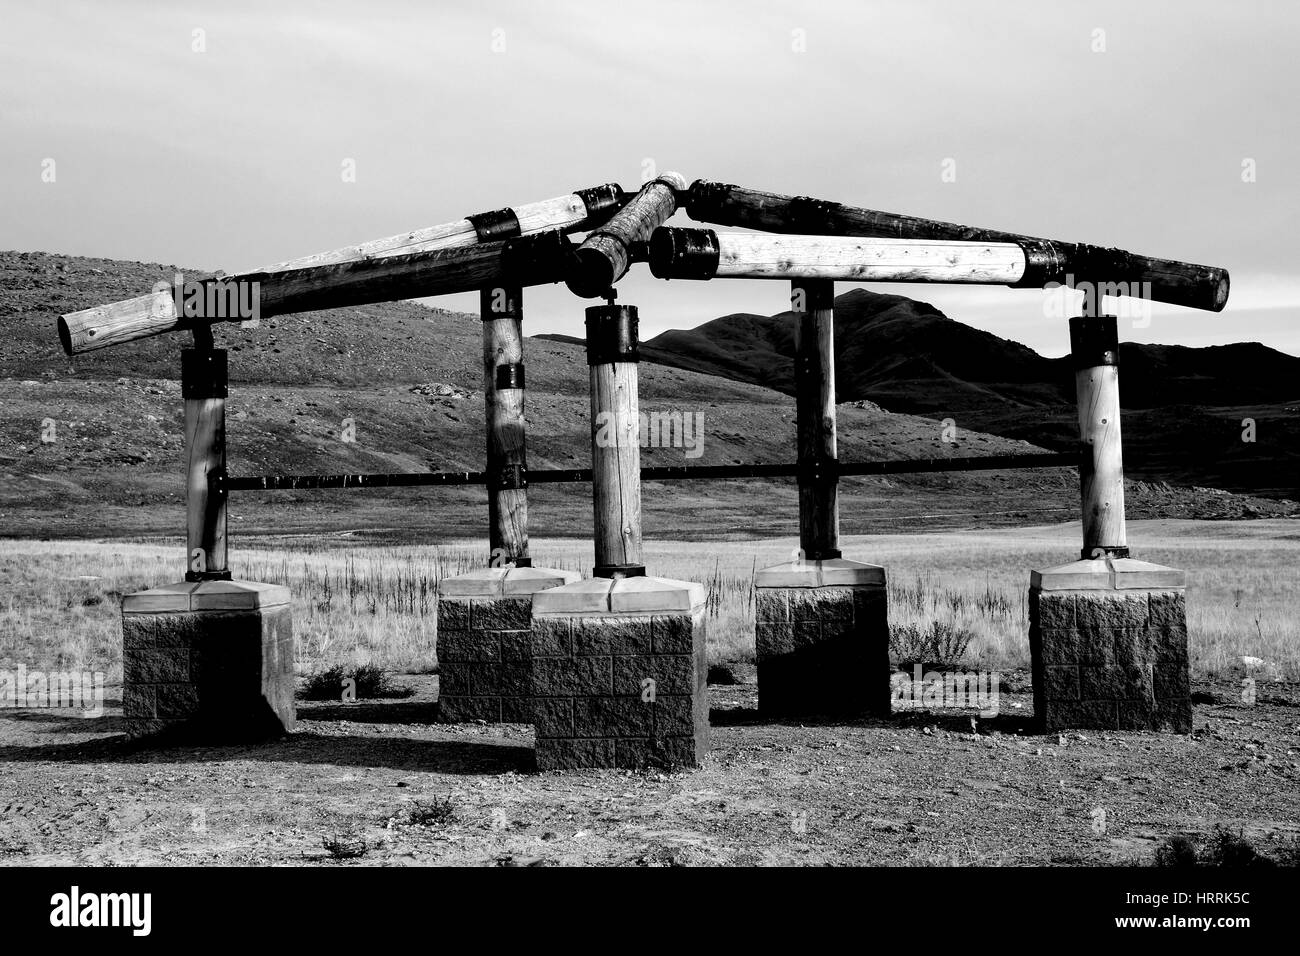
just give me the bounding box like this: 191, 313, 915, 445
793, 279, 840, 559
481, 285, 529, 566
687, 180, 1229, 311
567, 172, 688, 297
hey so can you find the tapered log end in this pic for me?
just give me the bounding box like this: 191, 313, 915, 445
565, 246, 619, 299
57, 315, 74, 355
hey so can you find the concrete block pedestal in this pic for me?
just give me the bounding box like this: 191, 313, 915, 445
435, 565, 578, 724
754, 559, 891, 719
1029, 558, 1191, 733
530, 576, 709, 771
121, 580, 295, 741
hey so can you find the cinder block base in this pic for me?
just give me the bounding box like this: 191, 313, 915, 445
754, 559, 891, 719
436, 565, 578, 724
1029, 558, 1192, 733
121, 580, 295, 741
530, 576, 709, 771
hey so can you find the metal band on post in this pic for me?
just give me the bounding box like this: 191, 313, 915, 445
586, 300, 646, 579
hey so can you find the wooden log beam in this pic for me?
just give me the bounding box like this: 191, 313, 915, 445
685, 181, 1229, 312
1071, 311, 1128, 559
181, 345, 230, 581
585, 302, 644, 577
650, 228, 1029, 284
793, 279, 840, 560
58, 231, 574, 354
566, 172, 688, 297
254, 183, 623, 273
481, 284, 531, 568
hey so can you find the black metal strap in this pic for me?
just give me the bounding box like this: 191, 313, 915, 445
574, 183, 625, 228
593, 563, 646, 580
683, 179, 737, 224
501, 231, 573, 286
797, 457, 839, 486
1069, 314, 1120, 370
585, 304, 639, 365
488, 461, 527, 491
648, 227, 719, 280
495, 363, 525, 390
1081, 545, 1131, 560
181, 348, 228, 399
467, 207, 522, 242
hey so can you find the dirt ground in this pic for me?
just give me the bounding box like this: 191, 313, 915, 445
1, 676, 1297, 867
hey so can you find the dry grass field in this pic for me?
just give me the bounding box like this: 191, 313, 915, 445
1, 518, 1295, 684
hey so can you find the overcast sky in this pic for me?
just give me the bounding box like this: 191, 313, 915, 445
2, 0, 1296, 357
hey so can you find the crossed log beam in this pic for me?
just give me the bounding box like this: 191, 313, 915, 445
56, 173, 1230, 575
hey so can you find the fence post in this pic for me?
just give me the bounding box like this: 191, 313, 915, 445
435, 287, 579, 726
585, 299, 644, 578
1026, 288, 1190, 734
1070, 304, 1127, 559
481, 284, 531, 568
753, 281, 889, 719
119, 333, 294, 742
793, 278, 841, 560
182, 331, 230, 580
528, 296, 708, 771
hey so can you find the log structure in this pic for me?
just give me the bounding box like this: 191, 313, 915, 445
685, 180, 1229, 312
62, 169, 1230, 748
566, 172, 688, 297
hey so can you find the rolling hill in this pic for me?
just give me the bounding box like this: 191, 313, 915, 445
639, 288, 1300, 499
0, 252, 1292, 549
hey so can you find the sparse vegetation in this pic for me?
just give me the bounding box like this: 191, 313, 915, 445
1154, 828, 1300, 868
300, 664, 414, 701
1, 520, 1298, 684
889, 620, 976, 670
406, 797, 458, 827
321, 833, 368, 860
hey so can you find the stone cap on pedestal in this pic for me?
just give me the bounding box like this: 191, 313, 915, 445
755, 558, 885, 589
121, 579, 291, 613
438, 565, 579, 599
1031, 557, 1186, 591
532, 575, 705, 616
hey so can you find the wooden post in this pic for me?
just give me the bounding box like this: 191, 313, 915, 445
793, 279, 840, 560
481, 285, 530, 567
585, 301, 644, 578
182, 331, 230, 580
1070, 300, 1128, 559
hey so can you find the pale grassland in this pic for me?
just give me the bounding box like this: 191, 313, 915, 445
0, 519, 1295, 683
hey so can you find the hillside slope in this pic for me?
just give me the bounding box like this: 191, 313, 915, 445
641, 288, 1300, 498
1, 252, 1291, 545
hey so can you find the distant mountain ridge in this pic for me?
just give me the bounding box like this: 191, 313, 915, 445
638, 288, 1300, 498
